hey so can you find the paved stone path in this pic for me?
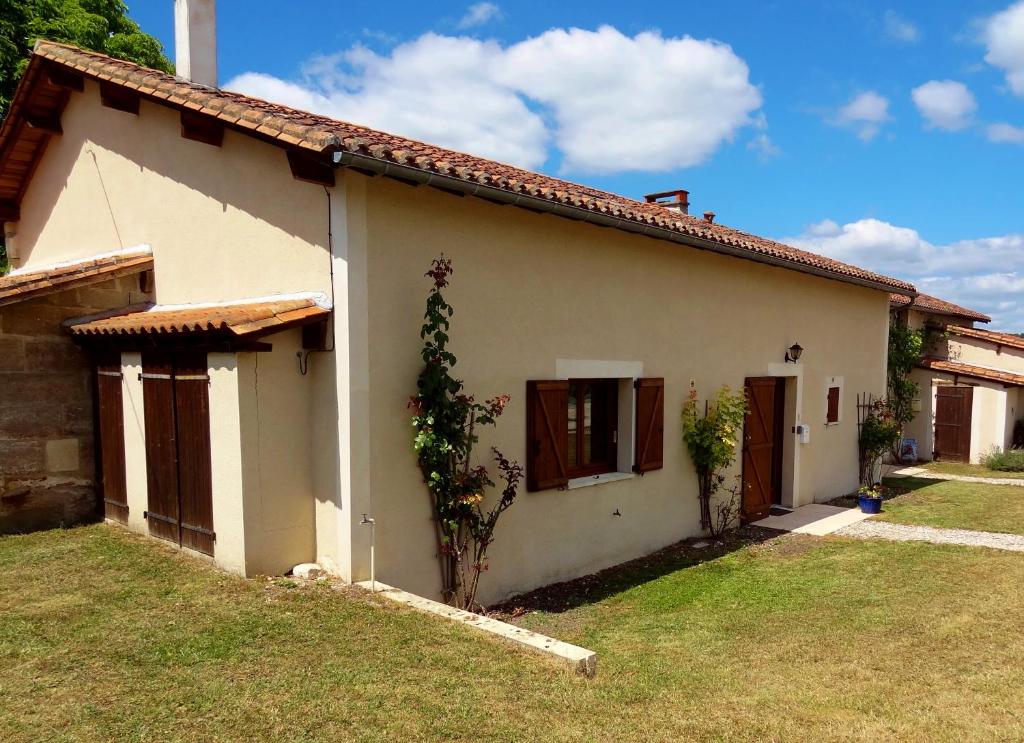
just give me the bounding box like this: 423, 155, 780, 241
889, 466, 1024, 488
836, 520, 1024, 553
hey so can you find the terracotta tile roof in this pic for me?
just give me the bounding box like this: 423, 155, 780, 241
65, 296, 329, 338
889, 292, 991, 324
918, 357, 1024, 387
4, 41, 917, 296
948, 325, 1024, 352
0, 249, 152, 308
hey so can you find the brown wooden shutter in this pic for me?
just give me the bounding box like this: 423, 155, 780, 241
633, 378, 664, 473
826, 386, 840, 424
172, 352, 215, 556
96, 353, 128, 524
526, 381, 569, 492
142, 351, 181, 545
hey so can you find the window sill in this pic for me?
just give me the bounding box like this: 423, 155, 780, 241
567, 471, 635, 490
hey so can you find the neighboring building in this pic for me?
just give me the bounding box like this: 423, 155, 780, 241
0, 34, 915, 604
892, 293, 1023, 463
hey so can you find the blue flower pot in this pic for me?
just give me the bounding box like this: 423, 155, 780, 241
858, 495, 882, 514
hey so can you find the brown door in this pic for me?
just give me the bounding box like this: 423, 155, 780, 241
96, 353, 128, 523
142, 351, 215, 555
742, 377, 785, 522
934, 386, 973, 463
172, 352, 215, 555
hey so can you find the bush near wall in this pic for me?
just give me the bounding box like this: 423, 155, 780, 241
981, 448, 1024, 473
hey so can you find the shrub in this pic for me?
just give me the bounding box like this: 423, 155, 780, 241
858, 400, 901, 485
981, 447, 1024, 472
681, 384, 747, 534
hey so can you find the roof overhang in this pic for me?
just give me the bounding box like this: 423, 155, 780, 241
0, 246, 152, 307
918, 357, 1024, 388
64, 294, 331, 350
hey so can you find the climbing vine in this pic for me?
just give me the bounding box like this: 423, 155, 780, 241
408, 256, 522, 611
681, 384, 747, 534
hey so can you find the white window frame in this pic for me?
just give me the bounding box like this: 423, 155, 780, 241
555, 359, 642, 489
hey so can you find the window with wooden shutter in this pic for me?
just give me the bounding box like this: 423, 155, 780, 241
826, 386, 840, 424
526, 381, 569, 492
633, 378, 664, 473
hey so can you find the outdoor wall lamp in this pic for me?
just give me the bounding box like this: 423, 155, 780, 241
785, 343, 804, 363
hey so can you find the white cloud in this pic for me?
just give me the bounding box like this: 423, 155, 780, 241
911, 80, 977, 131
987, 122, 1024, 143
785, 219, 1024, 330
833, 91, 891, 141
224, 26, 764, 174
747, 133, 781, 161
884, 10, 920, 43
457, 2, 501, 30
982, 1, 1024, 95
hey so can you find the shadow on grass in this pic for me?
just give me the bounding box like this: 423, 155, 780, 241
825, 476, 946, 510
488, 526, 779, 619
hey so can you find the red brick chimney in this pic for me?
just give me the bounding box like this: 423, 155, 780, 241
644, 189, 689, 215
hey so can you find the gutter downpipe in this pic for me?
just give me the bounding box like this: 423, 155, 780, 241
330, 150, 916, 299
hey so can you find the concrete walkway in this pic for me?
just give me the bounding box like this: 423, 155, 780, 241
751, 504, 874, 535
836, 520, 1024, 553
889, 466, 1024, 488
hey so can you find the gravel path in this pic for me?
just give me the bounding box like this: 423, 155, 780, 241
837, 520, 1024, 552
889, 467, 1024, 487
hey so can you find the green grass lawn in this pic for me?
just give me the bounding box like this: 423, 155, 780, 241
879, 476, 1024, 535
4, 525, 1024, 741
918, 460, 1024, 480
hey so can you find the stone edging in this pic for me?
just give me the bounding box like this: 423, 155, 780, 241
355, 581, 597, 677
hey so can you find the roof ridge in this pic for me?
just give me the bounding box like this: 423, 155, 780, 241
15, 40, 916, 294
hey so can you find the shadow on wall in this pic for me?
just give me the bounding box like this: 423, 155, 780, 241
15, 86, 329, 268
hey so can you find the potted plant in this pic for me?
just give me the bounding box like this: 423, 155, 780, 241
857, 484, 884, 514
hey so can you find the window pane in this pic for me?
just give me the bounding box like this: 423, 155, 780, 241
567, 384, 578, 466
590, 382, 609, 464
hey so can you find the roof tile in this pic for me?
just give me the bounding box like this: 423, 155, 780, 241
7, 42, 917, 294
0, 250, 153, 307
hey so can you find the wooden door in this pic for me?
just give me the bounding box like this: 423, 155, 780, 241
934, 386, 973, 463
742, 377, 785, 522
96, 353, 128, 523
142, 351, 181, 544
172, 352, 215, 555
141, 351, 215, 555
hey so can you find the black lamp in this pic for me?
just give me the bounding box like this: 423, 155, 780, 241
785, 343, 803, 363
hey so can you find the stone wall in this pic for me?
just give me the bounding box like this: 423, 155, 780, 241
0, 274, 149, 534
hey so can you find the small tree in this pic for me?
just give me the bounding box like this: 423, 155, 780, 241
408, 256, 522, 611
681, 384, 747, 534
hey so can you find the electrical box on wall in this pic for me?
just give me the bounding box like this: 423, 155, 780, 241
794, 424, 811, 444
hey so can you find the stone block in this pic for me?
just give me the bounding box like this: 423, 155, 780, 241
0, 400, 64, 438
0, 372, 90, 404
46, 438, 80, 473
0, 302, 78, 336
60, 402, 94, 437
0, 483, 97, 534
24, 338, 90, 372
0, 439, 45, 478
0, 337, 25, 372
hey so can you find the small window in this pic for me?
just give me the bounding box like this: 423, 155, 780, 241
567, 379, 618, 477
826, 386, 840, 424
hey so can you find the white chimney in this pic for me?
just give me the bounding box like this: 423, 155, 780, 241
174, 0, 217, 87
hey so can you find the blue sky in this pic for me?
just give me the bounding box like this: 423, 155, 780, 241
132, 1, 1024, 329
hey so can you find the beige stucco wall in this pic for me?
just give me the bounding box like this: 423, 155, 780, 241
904, 368, 936, 460
10, 79, 330, 304
950, 337, 1024, 375
970, 381, 1009, 463
236, 330, 318, 575
357, 175, 890, 605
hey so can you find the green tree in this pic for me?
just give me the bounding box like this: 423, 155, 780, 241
0, 0, 172, 272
